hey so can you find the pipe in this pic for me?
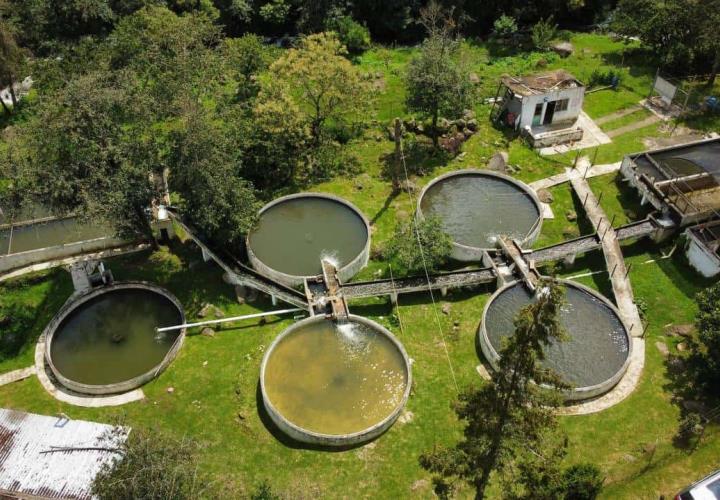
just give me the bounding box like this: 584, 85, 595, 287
156, 308, 305, 333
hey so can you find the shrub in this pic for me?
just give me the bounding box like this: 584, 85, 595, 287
562, 463, 604, 500
327, 16, 371, 56
587, 69, 621, 88
0, 303, 34, 360
148, 246, 183, 279
386, 215, 452, 275
531, 17, 558, 51
493, 15, 518, 38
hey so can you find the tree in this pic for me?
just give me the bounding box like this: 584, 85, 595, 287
327, 15, 371, 56
168, 102, 261, 246
386, 215, 452, 275
0, 20, 28, 112
689, 282, 720, 394
222, 34, 271, 101
92, 426, 208, 499
420, 280, 569, 499
405, 2, 473, 149
261, 32, 372, 146
13, 70, 162, 240
531, 16, 558, 51
492, 14, 518, 38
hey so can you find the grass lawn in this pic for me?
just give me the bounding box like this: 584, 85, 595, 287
1, 32, 719, 499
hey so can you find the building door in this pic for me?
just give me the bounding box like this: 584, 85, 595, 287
532, 103, 543, 126
543, 101, 556, 125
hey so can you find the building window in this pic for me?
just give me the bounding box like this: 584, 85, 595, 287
555, 98, 569, 112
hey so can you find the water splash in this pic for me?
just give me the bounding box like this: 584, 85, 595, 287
321, 250, 340, 269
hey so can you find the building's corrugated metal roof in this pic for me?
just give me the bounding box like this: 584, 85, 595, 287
0, 408, 129, 500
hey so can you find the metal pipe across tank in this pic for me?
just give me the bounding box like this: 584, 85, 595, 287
156, 308, 305, 333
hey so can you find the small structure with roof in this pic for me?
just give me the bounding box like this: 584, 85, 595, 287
685, 219, 720, 277
0, 408, 128, 500
491, 70, 586, 147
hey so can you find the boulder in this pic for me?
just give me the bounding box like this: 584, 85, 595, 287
462, 109, 476, 121
466, 118, 478, 131
552, 41, 574, 58
487, 151, 509, 173
437, 117, 451, 133
537, 188, 554, 204
198, 303, 214, 318
566, 210, 578, 222
666, 324, 695, 338
201, 327, 216, 337
677, 342, 688, 352
655, 341, 669, 357
441, 303, 451, 315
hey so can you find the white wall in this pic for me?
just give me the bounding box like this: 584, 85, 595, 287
686, 233, 720, 277
518, 86, 585, 129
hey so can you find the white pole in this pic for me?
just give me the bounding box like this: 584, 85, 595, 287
156, 308, 305, 333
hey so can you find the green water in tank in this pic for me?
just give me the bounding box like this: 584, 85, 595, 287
247, 197, 368, 277
50, 289, 182, 386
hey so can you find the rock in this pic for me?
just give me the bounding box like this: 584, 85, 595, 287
487, 151, 509, 173
167, 387, 175, 394
469, 72, 480, 84
466, 118, 478, 131
213, 307, 225, 319
476, 364, 491, 380
198, 303, 214, 318
462, 109, 476, 121
398, 410, 414, 424
441, 303, 451, 315
552, 41, 574, 58
677, 342, 688, 352
667, 324, 695, 338
463, 128, 474, 139
537, 188, 554, 204
201, 327, 216, 337
202, 361, 208, 367
411, 479, 430, 492
453, 320, 460, 327
455, 118, 466, 130
566, 210, 578, 222
437, 117, 451, 133
655, 341, 669, 357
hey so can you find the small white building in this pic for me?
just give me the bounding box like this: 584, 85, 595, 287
685, 220, 720, 278
492, 70, 586, 147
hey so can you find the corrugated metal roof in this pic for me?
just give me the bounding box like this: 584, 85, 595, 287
0, 408, 129, 500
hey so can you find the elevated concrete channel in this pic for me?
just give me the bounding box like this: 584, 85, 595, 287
569, 175, 644, 337
168, 212, 309, 310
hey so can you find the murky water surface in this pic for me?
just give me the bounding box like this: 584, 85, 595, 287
248, 197, 368, 277
50, 289, 182, 386
420, 173, 540, 248
1, 217, 113, 254
264, 320, 408, 435
484, 283, 629, 388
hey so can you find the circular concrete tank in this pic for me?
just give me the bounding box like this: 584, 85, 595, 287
479, 279, 632, 401
260, 315, 412, 446
417, 169, 542, 261
44, 282, 185, 395
247, 193, 371, 287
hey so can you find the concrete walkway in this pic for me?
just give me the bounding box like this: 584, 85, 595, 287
557, 171, 646, 414
607, 114, 661, 138
529, 160, 622, 191
0, 366, 35, 386
34, 334, 144, 407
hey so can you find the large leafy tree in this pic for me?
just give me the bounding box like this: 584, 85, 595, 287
689, 282, 720, 394
405, 2, 473, 149
420, 280, 570, 498
168, 102, 261, 246
13, 70, 162, 240
260, 32, 372, 146
0, 19, 28, 112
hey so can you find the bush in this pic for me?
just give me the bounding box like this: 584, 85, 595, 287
587, 69, 621, 88
0, 303, 35, 360
531, 17, 558, 51
563, 463, 604, 500
386, 215, 452, 275
327, 16, 371, 56
148, 246, 183, 279
493, 15, 518, 38
675, 412, 705, 448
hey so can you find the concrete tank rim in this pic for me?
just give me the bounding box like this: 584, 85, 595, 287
43, 281, 186, 395
260, 314, 412, 445
246, 192, 372, 287
478, 278, 633, 401
416, 168, 543, 255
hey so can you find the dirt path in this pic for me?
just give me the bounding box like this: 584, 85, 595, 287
607, 114, 662, 138
594, 105, 643, 126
